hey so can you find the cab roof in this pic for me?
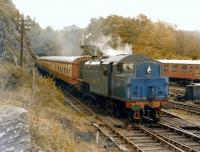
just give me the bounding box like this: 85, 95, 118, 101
85, 54, 158, 65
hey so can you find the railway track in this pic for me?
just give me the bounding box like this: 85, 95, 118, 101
169, 86, 200, 115
143, 122, 200, 152
94, 117, 183, 152
161, 110, 200, 137
170, 100, 200, 115
63, 90, 200, 152
64, 92, 96, 116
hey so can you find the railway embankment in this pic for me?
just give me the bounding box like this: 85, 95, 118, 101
0, 64, 116, 152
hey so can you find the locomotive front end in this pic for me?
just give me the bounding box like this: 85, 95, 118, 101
112, 55, 169, 122
126, 62, 169, 121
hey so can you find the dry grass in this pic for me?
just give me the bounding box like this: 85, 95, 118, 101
0, 64, 114, 152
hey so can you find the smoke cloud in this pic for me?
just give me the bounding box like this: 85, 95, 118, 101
56, 25, 83, 56
89, 35, 133, 56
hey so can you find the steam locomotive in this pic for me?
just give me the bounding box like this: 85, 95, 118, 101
37, 54, 169, 122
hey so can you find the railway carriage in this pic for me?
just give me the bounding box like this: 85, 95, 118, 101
36, 56, 91, 85
158, 60, 200, 84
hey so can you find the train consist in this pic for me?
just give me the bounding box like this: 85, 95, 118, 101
158, 60, 200, 84
37, 54, 169, 122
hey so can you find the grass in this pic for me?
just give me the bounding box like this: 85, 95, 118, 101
0, 64, 113, 152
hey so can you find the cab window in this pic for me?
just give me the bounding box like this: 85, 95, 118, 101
123, 63, 134, 72
117, 63, 134, 73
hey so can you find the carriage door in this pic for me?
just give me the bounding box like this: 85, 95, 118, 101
108, 62, 113, 96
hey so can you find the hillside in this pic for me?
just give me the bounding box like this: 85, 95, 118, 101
0, 0, 34, 65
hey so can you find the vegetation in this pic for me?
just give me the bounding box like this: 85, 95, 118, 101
29, 14, 200, 59
0, 64, 116, 151
86, 15, 200, 59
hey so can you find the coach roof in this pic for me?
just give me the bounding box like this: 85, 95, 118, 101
158, 60, 200, 65
38, 56, 91, 64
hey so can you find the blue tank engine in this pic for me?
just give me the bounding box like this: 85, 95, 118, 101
81, 54, 169, 121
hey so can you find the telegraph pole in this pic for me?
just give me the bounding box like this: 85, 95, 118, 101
15, 17, 31, 67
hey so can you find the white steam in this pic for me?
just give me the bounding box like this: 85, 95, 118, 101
90, 36, 133, 56
55, 25, 83, 56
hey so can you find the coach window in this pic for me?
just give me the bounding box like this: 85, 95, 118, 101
195, 66, 200, 73
172, 65, 178, 72
163, 65, 169, 72
67, 67, 69, 76
181, 65, 188, 72
69, 68, 71, 77
67, 66, 69, 76
189, 66, 193, 72
70, 65, 72, 76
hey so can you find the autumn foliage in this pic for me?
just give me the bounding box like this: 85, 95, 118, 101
85, 14, 200, 59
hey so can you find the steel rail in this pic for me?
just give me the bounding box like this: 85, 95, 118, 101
64, 92, 143, 151
64, 91, 191, 152
170, 100, 200, 115
134, 125, 184, 152
142, 123, 200, 152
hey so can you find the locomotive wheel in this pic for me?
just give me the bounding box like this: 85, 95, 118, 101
127, 109, 134, 122
115, 109, 122, 117
153, 117, 160, 123
150, 108, 160, 123
115, 103, 123, 117
88, 97, 93, 105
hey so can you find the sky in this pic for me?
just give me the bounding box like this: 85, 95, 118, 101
12, 0, 200, 31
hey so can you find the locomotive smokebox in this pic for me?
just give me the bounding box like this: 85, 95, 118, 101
185, 83, 200, 101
